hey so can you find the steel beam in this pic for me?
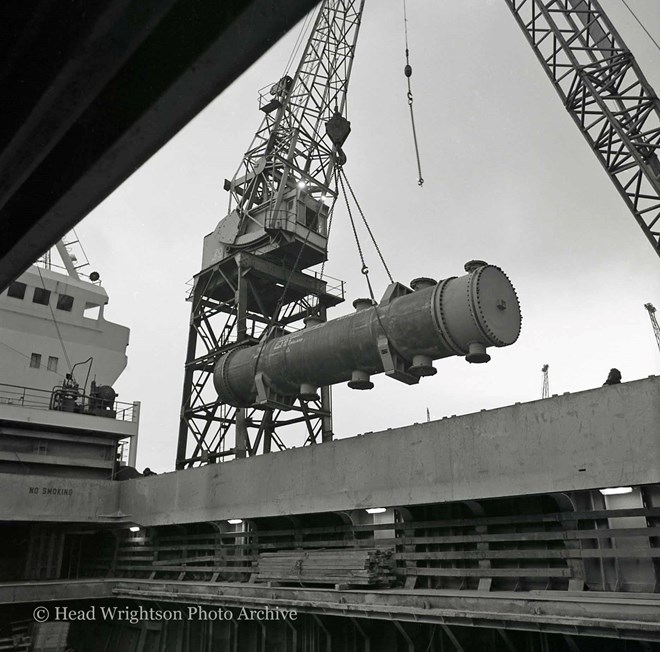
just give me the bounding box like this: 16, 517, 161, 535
393, 622, 414, 652
441, 625, 465, 652
0, 0, 321, 292
1, 578, 660, 644
126, 377, 660, 526
108, 580, 660, 643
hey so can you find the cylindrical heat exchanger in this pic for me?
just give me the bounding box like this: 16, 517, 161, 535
214, 262, 521, 408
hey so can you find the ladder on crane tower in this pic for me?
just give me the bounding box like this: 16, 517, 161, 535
644, 303, 660, 354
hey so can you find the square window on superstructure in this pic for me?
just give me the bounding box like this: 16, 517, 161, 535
30, 353, 41, 369
83, 304, 101, 320
6, 281, 27, 299
32, 287, 51, 305
47, 356, 58, 373
56, 294, 74, 311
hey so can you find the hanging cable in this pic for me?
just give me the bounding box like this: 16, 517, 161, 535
618, 0, 660, 54
320, 176, 340, 280
403, 0, 424, 187
0, 341, 66, 379
35, 265, 73, 374
283, 8, 315, 76
338, 168, 410, 365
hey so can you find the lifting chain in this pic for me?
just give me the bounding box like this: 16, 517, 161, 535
338, 169, 376, 302
337, 167, 395, 303
341, 170, 394, 285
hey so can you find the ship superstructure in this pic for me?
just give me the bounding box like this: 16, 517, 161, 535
0, 239, 139, 479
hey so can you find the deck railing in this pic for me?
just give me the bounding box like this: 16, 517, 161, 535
0, 382, 138, 422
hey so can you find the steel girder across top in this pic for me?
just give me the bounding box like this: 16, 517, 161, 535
504, 0, 660, 258
0, 0, 322, 292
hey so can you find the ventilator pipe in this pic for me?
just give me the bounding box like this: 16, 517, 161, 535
213, 262, 521, 409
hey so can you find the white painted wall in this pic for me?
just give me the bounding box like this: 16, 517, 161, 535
0, 267, 129, 393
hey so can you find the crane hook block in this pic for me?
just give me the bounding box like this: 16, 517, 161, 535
404, 64, 412, 78
325, 112, 351, 149
214, 263, 522, 409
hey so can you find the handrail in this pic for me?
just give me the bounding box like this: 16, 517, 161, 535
0, 382, 137, 422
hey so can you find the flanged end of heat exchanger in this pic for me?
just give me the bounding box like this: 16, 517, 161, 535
472, 266, 520, 343
463, 264, 521, 365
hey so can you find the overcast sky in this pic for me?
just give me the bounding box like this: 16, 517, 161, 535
76, 0, 660, 472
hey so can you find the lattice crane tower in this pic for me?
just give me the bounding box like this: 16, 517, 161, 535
177, 0, 365, 469
644, 303, 660, 354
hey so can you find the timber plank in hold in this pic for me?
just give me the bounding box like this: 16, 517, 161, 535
256, 548, 395, 588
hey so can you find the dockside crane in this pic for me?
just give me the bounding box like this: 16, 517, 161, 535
644, 303, 660, 354
542, 364, 550, 399
177, 0, 365, 469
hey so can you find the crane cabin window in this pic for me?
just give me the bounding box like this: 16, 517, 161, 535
6, 281, 27, 299
32, 287, 51, 305
305, 206, 318, 231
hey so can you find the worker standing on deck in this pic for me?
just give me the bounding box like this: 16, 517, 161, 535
603, 368, 622, 386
